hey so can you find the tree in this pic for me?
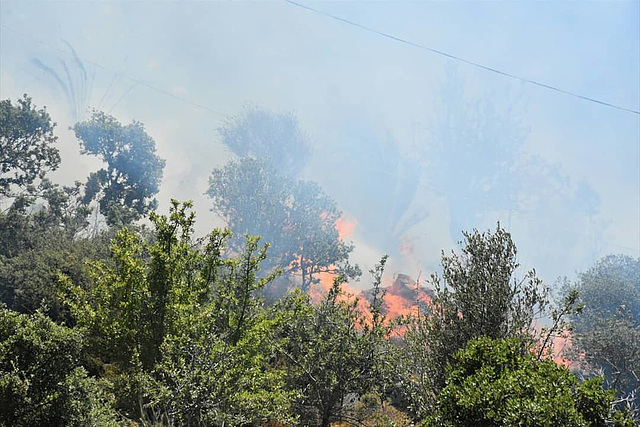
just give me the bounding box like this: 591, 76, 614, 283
0, 227, 108, 321
149, 234, 294, 425
289, 180, 360, 291
570, 255, 639, 325
0, 307, 117, 427
73, 110, 165, 226
399, 224, 549, 417
565, 255, 640, 418
0, 95, 60, 203
219, 105, 310, 178
423, 337, 633, 427
59, 201, 215, 372
58, 201, 293, 424
274, 259, 391, 426
207, 157, 359, 292
0, 182, 103, 321
0, 98, 100, 319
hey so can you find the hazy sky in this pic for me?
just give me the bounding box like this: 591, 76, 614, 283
1, 0, 638, 286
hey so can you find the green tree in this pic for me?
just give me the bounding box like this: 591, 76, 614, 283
59, 201, 293, 424
0, 95, 60, 204
423, 337, 633, 427
274, 258, 390, 426
0, 228, 107, 321
0, 181, 103, 320
570, 255, 639, 324
73, 110, 165, 227
59, 201, 215, 372
0, 307, 117, 427
207, 157, 359, 292
399, 224, 550, 417
149, 234, 294, 425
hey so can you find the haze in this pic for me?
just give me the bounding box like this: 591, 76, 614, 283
1, 0, 638, 287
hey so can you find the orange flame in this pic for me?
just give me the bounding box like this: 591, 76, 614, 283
307, 273, 434, 334
335, 216, 356, 240
532, 322, 578, 368
550, 331, 576, 368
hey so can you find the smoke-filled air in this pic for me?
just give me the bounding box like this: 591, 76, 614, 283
1, 1, 638, 426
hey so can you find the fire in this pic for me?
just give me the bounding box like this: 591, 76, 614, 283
307, 271, 363, 305
550, 331, 576, 368
335, 216, 356, 240
308, 273, 433, 321
532, 322, 578, 368
307, 271, 337, 304
372, 274, 433, 321
306, 214, 359, 303
307, 267, 578, 369
307, 215, 432, 332
307, 272, 434, 334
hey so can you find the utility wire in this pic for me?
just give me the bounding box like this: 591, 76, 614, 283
0, 25, 228, 119
285, 0, 640, 116
1, 25, 637, 254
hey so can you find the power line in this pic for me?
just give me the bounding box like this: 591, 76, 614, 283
1, 25, 636, 256
0, 25, 228, 119
285, 0, 640, 116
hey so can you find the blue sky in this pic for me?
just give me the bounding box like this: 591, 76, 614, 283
1, 0, 638, 285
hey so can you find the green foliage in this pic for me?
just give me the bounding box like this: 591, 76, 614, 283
399, 224, 549, 417
0, 230, 104, 321
58, 200, 294, 424
146, 231, 295, 425
60, 201, 213, 370
423, 337, 629, 427
0, 196, 107, 320
0, 307, 117, 427
0, 95, 60, 202
353, 392, 413, 427
576, 312, 640, 407
73, 110, 165, 226
150, 303, 293, 425
207, 156, 359, 292
0, 97, 103, 318
435, 225, 548, 345
274, 258, 390, 427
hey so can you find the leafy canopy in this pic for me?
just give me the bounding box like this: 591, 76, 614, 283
0, 307, 117, 427
399, 224, 549, 417
207, 156, 359, 291
565, 254, 640, 418
0, 95, 60, 202
424, 337, 633, 427
58, 200, 294, 424
219, 105, 310, 178
274, 258, 390, 427
73, 110, 165, 226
